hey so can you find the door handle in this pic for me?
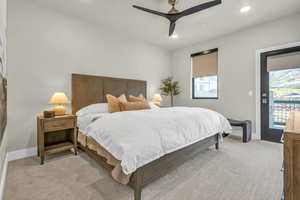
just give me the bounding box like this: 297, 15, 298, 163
261, 93, 268, 104
262, 98, 268, 104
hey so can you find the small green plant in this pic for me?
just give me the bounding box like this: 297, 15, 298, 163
160, 77, 180, 107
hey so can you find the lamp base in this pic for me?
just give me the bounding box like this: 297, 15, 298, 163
53, 105, 66, 116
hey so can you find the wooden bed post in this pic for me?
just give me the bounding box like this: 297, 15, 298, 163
133, 168, 143, 200
215, 134, 220, 150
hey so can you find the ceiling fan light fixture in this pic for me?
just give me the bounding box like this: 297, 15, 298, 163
240, 5, 251, 13
168, 7, 179, 14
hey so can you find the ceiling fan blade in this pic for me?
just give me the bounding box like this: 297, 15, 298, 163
179, 0, 222, 18
133, 5, 168, 18
169, 22, 176, 36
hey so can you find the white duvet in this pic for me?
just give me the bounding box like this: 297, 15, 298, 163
83, 107, 232, 175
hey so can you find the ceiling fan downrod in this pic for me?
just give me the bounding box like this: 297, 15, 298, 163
168, 0, 176, 7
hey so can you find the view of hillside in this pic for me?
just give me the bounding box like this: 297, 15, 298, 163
270, 68, 300, 99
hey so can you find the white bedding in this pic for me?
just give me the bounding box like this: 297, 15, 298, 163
82, 107, 232, 175
77, 113, 109, 133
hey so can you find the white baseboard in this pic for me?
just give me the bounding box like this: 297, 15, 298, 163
7, 147, 37, 162
0, 154, 8, 200
252, 133, 259, 140
229, 128, 259, 140
4, 132, 260, 163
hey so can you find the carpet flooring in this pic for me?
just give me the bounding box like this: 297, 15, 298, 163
4, 137, 283, 200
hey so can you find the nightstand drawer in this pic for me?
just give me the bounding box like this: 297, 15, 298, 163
44, 118, 75, 132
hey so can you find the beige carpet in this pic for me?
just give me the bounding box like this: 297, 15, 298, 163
4, 137, 283, 200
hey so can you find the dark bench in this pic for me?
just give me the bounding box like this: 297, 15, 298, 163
228, 119, 252, 143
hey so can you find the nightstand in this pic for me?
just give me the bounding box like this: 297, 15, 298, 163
37, 114, 77, 165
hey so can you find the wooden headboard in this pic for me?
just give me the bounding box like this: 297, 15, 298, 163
71, 74, 147, 114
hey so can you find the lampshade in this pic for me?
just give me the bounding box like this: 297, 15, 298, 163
48, 92, 70, 105
152, 94, 162, 102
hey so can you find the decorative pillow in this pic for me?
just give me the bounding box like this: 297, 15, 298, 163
129, 94, 146, 102
120, 101, 150, 111
106, 94, 127, 113
118, 94, 128, 103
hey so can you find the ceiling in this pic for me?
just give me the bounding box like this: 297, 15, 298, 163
33, 0, 300, 50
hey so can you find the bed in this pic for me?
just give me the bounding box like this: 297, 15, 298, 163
71, 74, 231, 200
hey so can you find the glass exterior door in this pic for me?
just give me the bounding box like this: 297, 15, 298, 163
261, 46, 300, 143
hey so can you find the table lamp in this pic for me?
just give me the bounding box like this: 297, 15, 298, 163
152, 93, 162, 106
48, 92, 70, 116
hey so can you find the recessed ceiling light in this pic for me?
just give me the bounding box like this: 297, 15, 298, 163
170, 33, 178, 39
240, 6, 251, 13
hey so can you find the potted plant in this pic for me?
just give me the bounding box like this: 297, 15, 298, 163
160, 77, 180, 107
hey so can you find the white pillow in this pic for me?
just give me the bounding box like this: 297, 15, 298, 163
148, 101, 160, 109
76, 103, 108, 116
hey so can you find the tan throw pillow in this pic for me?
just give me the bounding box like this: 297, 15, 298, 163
106, 94, 121, 113
106, 94, 128, 113
118, 94, 128, 103
129, 94, 146, 102
120, 101, 150, 111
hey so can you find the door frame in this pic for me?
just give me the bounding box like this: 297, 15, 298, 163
255, 41, 300, 140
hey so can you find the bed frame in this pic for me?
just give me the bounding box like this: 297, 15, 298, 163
71, 73, 220, 200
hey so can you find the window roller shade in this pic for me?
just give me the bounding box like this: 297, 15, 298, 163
192, 51, 218, 77
267, 51, 300, 72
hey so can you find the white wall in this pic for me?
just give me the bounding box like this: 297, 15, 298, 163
0, 0, 6, 30
7, 0, 171, 151
171, 13, 300, 137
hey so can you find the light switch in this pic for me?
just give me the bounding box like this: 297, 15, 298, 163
248, 90, 253, 96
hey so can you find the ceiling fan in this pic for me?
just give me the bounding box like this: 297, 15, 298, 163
133, 0, 222, 37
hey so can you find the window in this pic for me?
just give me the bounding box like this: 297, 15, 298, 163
191, 48, 218, 99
